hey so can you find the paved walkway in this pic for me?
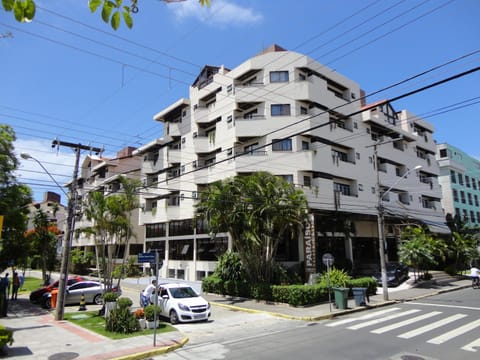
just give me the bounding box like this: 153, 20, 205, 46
0, 272, 472, 359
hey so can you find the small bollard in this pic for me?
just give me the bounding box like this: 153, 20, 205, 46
78, 292, 87, 311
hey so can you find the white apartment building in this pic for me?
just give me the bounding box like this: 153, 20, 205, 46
436, 143, 480, 226
135, 45, 446, 281
72, 146, 144, 262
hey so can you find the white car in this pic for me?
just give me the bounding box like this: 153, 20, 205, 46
150, 283, 211, 324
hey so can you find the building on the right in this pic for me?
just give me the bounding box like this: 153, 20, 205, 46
436, 143, 480, 226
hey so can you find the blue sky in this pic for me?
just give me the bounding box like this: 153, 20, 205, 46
1, 0, 479, 203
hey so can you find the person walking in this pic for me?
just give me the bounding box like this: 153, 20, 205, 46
11, 272, 20, 300
469, 265, 480, 288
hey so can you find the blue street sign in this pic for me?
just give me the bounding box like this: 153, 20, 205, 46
138, 252, 156, 263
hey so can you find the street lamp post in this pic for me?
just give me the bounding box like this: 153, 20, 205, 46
373, 145, 421, 301
21, 152, 79, 320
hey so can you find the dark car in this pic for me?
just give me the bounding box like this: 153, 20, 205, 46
373, 263, 409, 287
41, 280, 121, 309
29, 276, 85, 304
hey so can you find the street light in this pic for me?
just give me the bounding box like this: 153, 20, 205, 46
375, 152, 422, 301
20, 153, 68, 198
20, 152, 76, 320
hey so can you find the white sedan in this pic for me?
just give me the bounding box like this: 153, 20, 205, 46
150, 283, 211, 324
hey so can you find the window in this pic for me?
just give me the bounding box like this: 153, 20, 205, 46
473, 179, 477, 190
303, 176, 311, 187
244, 142, 259, 154
300, 106, 308, 115
280, 174, 293, 183
450, 170, 456, 183
460, 191, 466, 204
475, 194, 479, 207
271, 104, 291, 116
227, 148, 233, 156
270, 71, 289, 83
470, 211, 475, 223
332, 149, 348, 162
227, 115, 233, 123
146, 223, 166, 238
302, 141, 310, 150
169, 219, 194, 236
169, 239, 193, 261
453, 189, 459, 202
458, 173, 464, 185
468, 193, 473, 205
466, 176, 471, 188
272, 139, 292, 151
477, 212, 480, 223
334, 182, 351, 196
196, 237, 228, 261
227, 84, 233, 94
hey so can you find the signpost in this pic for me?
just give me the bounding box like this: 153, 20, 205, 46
322, 253, 334, 312
138, 251, 163, 346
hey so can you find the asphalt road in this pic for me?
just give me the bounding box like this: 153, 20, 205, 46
154, 288, 480, 360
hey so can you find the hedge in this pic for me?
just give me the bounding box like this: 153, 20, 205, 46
0, 325, 13, 349
202, 276, 377, 307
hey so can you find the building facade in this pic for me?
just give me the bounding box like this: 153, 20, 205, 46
136, 45, 446, 281
72, 147, 144, 262
436, 143, 480, 226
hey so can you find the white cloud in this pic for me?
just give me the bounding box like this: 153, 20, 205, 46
14, 138, 75, 203
171, 0, 263, 26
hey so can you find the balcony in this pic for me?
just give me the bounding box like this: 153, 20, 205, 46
193, 136, 218, 153
234, 83, 265, 102
168, 149, 181, 165
166, 122, 181, 137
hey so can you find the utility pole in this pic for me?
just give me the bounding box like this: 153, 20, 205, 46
53, 139, 102, 321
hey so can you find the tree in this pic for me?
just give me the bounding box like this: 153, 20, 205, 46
0, 125, 33, 271
196, 172, 308, 284
24, 209, 61, 282
2, 0, 211, 31
398, 226, 447, 281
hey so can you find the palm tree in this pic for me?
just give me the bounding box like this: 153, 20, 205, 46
196, 172, 308, 284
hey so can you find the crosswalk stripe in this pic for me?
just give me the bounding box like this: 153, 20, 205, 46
461, 337, 480, 352
427, 318, 480, 345
347, 309, 421, 330
398, 314, 467, 339
371, 311, 442, 334
325, 307, 401, 327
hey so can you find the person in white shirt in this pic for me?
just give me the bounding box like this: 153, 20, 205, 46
469, 266, 479, 287
141, 280, 157, 307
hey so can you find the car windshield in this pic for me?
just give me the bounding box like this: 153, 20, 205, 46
170, 287, 198, 299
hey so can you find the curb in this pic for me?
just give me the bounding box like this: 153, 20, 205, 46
112, 336, 189, 360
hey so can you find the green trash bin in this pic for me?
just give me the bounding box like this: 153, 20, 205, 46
332, 287, 349, 309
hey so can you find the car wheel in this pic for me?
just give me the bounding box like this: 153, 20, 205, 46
93, 294, 103, 305
169, 309, 179, 325
44, 298, 51, 310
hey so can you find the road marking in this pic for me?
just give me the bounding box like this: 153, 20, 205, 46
371, 311, 442, 334
325, 307, 401, 327
398, 314, 467, 339
461, 337, 480, 352
347, 309, 421, 330
427, 318, 480, 344
406, 302, 480, 311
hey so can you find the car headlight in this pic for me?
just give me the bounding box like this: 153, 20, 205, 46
207, 302, 211, 310
178, 303, 190, 311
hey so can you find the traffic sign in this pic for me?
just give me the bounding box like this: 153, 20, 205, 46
138, 252, 156, 263
322, 253, 334, 267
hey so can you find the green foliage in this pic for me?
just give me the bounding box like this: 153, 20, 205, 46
1, 0, 35, 22
347, 277, 377, 295
272, 284, 328, 306
70, 248, 94, 275
103, 291, 119, 303
317, 267, 352, 288
0, 325, 13, 347
144, 304, 162, 321
112, 257, 141, 279
105, 302, 137, 334
213, 251, 245, 281
196, 171, 308, 284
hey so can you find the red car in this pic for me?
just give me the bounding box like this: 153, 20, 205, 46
29, 276, 85, 303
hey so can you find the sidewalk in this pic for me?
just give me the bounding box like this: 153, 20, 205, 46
0, 272, 472, 359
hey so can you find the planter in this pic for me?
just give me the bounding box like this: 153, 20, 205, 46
146, 320, 159, 329
104, 301, 117, 318
137, 318, 146, 329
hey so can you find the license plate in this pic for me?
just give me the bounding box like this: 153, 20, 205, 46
193, 314, 206, 320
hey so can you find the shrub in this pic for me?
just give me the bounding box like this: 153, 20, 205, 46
346, 277, 377, 296
103, 292, 120, 303
271, 284, 328, 306
105, 305, 137, 334
144, 304, 162, 321
117, 297, 133, 308
214, 251, 246, 281
317, 267, 352, 288
0, 326, 13, 348
202, 275, 225, 295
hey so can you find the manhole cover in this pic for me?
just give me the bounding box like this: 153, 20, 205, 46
48, 352, 79, 360
401, 356, 425, 360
